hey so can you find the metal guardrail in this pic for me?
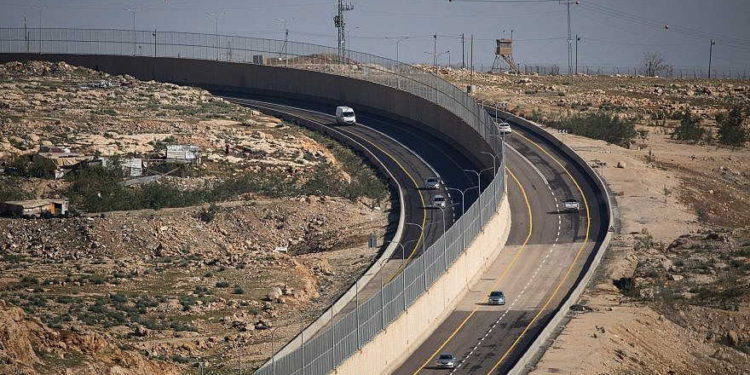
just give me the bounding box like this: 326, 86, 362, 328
0, 28, 506, 375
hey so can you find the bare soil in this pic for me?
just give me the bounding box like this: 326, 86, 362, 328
437, 69, 750, 374
0, 61, 393, 374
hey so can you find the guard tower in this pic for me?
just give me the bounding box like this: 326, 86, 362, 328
491, 38, 519, 73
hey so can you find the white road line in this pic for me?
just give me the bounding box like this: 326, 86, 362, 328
508, 144, 549, 186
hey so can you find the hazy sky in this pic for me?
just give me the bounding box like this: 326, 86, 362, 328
1, 0, 749, 73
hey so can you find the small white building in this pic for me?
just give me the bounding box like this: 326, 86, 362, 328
166, 145, 201, 164
101, 157, 144, 177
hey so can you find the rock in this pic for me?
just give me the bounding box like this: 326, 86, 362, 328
727, 330, 739, 346
267, 287, 283, 301
669, 273, 684, 281
616, 161, 626, 168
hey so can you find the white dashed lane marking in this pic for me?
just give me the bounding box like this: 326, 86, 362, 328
451, 173, 563, 372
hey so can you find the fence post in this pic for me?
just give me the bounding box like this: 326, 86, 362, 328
355, 281, 360, 349
301, 331, 305, 375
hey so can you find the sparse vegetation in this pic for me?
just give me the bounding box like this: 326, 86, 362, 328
716, 105, 749, 147
547, 112, 639, 147
671, 110, 707, 143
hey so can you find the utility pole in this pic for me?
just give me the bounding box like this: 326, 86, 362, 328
334, 0, 354, 62
126, 8, 137, 56
462, 33, 468, 68
433, 34, 437, 73
576, 34, 581, 75
708, 39, 715, 79
470, 34, 474, 84
24, 16, 29, 53
559, 0, 577, 74
566, 0, 572, 74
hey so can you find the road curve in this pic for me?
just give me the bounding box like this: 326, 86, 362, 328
394, 121, 604, 375
223, 96, 485, 337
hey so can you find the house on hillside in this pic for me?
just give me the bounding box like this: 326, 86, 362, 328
36, 146, 91, 179
100, 157, 144, 177
0, 199, 69, 218
166, 145, 201, 164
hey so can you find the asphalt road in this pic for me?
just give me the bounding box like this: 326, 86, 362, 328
224, 96, 487, 333
393, 120, 605, 375
227, 95, 605, 375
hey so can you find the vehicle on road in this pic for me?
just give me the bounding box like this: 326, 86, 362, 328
563, 199, 580, 212
335, 106, 356, 125
424, 177, 441, 190
436, 354, 456, 369
488, 290, 506, 305
431, 194, 447, 209
498, 121, 512, 134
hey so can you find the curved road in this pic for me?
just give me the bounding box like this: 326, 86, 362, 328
394, 120, 604, 374
224, 96, 487, 335
226, 95, 606, 375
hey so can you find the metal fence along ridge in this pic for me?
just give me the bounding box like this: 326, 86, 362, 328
0, 28, 507, 375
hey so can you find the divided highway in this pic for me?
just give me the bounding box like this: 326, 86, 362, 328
225, 96, 490, 332
395, 118, 604, 374
225, 98, 606, 374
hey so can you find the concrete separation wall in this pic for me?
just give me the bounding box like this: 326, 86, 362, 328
498, 111, 614, 375
0, 54, 493, 171
334, 196, 511, 375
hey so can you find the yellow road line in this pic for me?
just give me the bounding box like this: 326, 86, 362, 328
484, 132, 592, 374
242, 100, 428, 276
412, 167, 533, 375
324, 126, 428, 281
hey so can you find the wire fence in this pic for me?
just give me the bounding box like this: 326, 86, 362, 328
0, 28, 507, 375
480, 62, 750, 79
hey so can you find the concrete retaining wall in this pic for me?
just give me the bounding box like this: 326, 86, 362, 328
335, 195, 511, 375
0, 54, 492, 171
498, 111, 614, 375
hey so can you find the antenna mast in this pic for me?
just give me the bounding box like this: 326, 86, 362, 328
334, 0, 354, 62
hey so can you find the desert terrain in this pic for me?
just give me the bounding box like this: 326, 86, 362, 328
439, 68, 750, 374
0, 61, 392, 374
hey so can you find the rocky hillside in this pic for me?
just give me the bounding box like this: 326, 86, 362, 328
450, 69, 750, 374
0, 60, 394, 374
0, 300, 179, 375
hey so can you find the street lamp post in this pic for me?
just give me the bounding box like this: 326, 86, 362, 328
464, 167, 494, 229
404, 222, 425, 255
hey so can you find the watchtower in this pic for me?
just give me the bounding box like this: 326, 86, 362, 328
491, 38, 519, 73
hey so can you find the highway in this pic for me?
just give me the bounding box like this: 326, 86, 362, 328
394, 119, 604, 374
224, 96, 489, 331
228, 96, 606, 374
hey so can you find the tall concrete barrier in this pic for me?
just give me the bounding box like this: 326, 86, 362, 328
0, 54, 493, 172
0, 51, 510, 375
335, 195, 511, 375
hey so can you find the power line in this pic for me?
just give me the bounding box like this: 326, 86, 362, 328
579, 2, 750, 49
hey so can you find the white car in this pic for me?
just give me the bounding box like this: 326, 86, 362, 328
424, 177, 441, 190
431, 194, 447, 209
564, 199, 580, 212
498, 121, 512, 134
436, 354, 456, 369
335, 106, 356, 125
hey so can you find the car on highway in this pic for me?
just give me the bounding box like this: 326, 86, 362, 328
431, 194, 447, 209
498, 121, 512, 134
563, 199, 580, 212
436, 354, 456, 369
424, 177, 441, 190
335, 106, 356, 125
488, 290, 506, 305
